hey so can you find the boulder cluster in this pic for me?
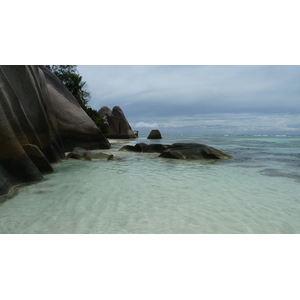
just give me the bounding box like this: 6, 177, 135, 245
0, 65, 110, 197
98, 106, 137, 139
119, 143, 232, 160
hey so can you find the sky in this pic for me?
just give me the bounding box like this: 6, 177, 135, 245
4, 0, 299, 136
77, 65, 300, 135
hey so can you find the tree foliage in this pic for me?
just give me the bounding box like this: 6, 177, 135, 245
45, 65, 90, 105
46, 65, 109, 134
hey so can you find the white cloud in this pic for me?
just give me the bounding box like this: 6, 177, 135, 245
132, 113, 300, 135
135, 122, 158, 128
76, 65, 300, 135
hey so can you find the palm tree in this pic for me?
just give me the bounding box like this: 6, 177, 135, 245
64, 73, 90, 107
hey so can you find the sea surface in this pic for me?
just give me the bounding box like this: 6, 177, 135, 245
1, 135, 300, 234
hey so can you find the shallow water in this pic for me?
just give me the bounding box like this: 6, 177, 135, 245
1, 135, 300, 233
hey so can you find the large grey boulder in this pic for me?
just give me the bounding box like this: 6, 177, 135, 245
40, 66, 111, 151
147, 129, 162, 139
0, 65, 64, 197
0, 65, 111, 197
98, 106, 136, 139
22, 144, 54, 173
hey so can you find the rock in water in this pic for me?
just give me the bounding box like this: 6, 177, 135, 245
147, 129, 162, 139
98, 106, 136, 139
119, 143, 232, 159
159, 143, 232, 159
119, 143, 169, 153
67, 147, 113, 161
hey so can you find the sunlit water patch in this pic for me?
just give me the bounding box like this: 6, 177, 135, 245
1, 135, 300, 233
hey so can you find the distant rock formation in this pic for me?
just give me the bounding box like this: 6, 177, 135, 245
119, 143, 232, 160
98, 106, 136, 139
147, 129, 162, 139
0, 65, 110, 197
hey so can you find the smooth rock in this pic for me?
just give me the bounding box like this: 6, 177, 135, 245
67, 147, 113, 160
147, 129, 162, 139
0, 65, 64, 197
0, 65, 111, 197
119, 143, 168, 153
98, 106, 136, 139
159, 143, 232, 159
22, 144, 53, 173
41, 66, 111, 151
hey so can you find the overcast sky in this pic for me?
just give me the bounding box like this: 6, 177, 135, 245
3, 0, 300, 137
77, 65, 300, 135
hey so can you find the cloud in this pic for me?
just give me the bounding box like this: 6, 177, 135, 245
131, 113, 300, 135
134, 122, 158, 128
77, 65, 300, 135
79, 65, 300, 113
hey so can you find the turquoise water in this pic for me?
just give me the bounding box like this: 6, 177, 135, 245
1, 135, 300, 233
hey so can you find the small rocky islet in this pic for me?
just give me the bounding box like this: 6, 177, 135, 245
147, 129, 162, 139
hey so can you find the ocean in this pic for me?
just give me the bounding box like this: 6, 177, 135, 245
1, 134, 300, 234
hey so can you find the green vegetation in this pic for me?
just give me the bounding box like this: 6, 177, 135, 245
45, 65, 109, 134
